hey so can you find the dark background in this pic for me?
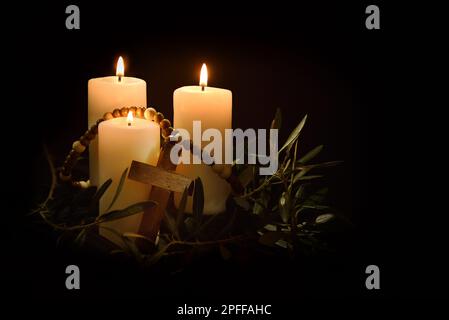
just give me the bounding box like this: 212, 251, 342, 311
5, 0, 446, 304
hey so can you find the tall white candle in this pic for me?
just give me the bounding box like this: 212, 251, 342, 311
98, 112, 160, 246
174, 64, 232, 214
88, 57, 146, 186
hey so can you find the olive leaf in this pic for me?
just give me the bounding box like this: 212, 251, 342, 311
238, 165, 255, 188
292, 170, 306, 185
120, 235, 144, 263
253, 192, 269, 215
176, 187, 189, 230
305, 187, 328, 205
91, 178, 112, 205
234, 197, 251, 211
298, 145, 323, 164
295, 174, 323, 182
279, 191, 291, 223
99, 200, 156, 223
271, 108, 282, 130
163, 209, 180, 240
122, 232, 155, 244
74, 228, 87, 246
294, 184, 306, 201
279, 114, 307, 153
106, 167, 128, 212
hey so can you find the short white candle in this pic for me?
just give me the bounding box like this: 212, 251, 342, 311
98, 112, 160, 246
174, 64, 232, 214
88, 57, 147, 186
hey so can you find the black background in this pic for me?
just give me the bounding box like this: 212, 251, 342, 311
5, 0, 447, 305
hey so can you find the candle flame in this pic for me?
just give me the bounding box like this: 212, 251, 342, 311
127, 110, 134, 125
116, 56, 125, 77
200, 63, 208, 88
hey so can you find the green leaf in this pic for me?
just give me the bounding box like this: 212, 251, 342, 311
192, 178, 204, 224
184, 217, 196, 234
302, 188, 329, 208
295, 174, 323, 182
283, 159, 291, 173
279, 114, 307, 153
176, 187, 189, 229
121, 235, 143, 263
297, 161, 343, 170
106, 167, 128, 212
279, 191, 291, 223
298, 145, 323, 164
238, 165, 255, 188
91, 178, 112, 205
163, 209, 180, 240
270, 108, 282, 130
99, 200, 156, 223
303, 204, 330, 210
253, 201, 264, 215
294, 184, 306, 201
253, 191, 269, 215
292, 168, 311, 184
234, 197, 251, 211
122, 232, 155, 244
74, 228, 87, 246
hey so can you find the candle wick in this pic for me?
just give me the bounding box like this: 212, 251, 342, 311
118, 75, 122, 83
201, 85, 205, 91
128, 121, 131, 126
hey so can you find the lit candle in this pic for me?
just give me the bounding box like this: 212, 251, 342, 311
88, 57, 147, 186
98, 111, 160, 246
174, 63, 232, 214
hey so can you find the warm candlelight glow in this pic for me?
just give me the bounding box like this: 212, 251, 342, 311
116, 56, 125, 78
127, 110, 134, 126
200, 63, 208, 89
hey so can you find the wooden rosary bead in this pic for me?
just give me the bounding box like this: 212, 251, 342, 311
136, 108, 145, 119
62, 161, 70, 169
69, 149, 78, 157
88, 125, 98, 136
135, 108, 144, 118
73, 180, 90, 189
129, 106, 137, 116
112, 109, 121, 118
103, 112, 114, 121
161, 132, 170, 141
65, 155, 78, 167
144, 107, 157, 121
160, 118, 171, 129
155, 112, 164, 124
63, 150, 78, 167
79, 136, 90, 146
219, 165, 232, 179
83, 130, 96, 141
120, 107, 129, 117
59, 171, 71, 182
72, 141, 85, 153
162, 127, 174, 141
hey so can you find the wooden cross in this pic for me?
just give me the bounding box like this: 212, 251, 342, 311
128, 141, 193, 242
